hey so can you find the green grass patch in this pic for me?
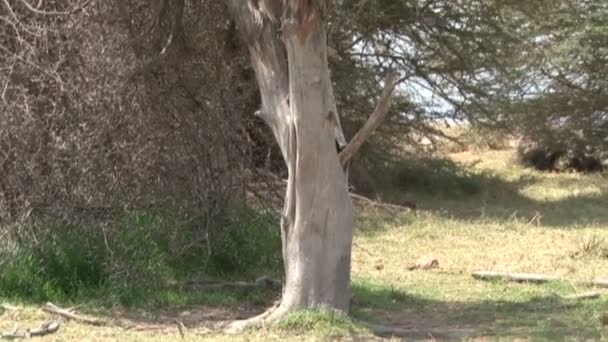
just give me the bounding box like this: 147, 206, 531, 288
2, 149, 608, 340
273, 309, 366, 337
0, 206, 282, 308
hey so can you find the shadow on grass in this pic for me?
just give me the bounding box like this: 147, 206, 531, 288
351, 282, 607, 340
5, 277, 603, 340
361, 156, 608, 232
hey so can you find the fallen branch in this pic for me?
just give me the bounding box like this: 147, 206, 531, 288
174, 320, 186, 339
43, 302, 108, 326
1, 321, 60, 340
473, 271, 608, 291
592, 279, 608, 288
339, 71, 398, 167
472, 271, 558, 284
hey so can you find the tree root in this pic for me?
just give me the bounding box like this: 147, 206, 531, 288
223, 301, 286, 334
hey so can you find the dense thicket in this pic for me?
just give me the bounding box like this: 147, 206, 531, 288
0, 0, 281, 225
0, 0, 284, 296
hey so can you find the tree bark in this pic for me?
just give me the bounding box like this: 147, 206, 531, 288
278, 1, 355, 314
225, 0, 358, 323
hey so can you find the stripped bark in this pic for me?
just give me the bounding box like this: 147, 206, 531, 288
224, 0, 397, 328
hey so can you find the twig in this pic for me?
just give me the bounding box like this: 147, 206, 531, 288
1, 62, 15, 104
174, 320, 186, 339
43, 302, 108, 326
1, 321, 60, 340
16, 0, 93, 16
339, 71, 398, 167
527, 211, 542, 227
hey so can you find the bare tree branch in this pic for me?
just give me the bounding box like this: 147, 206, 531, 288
339, 71, 398, 166
15, 0, 93, 16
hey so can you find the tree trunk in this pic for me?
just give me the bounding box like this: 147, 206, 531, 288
226, 0, 355, 319
278, 3, 355, 314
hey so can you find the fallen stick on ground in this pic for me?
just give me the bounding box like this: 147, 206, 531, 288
592, 279, 608, 288
472, 271, 558, 283
1, 321, 60, 340
175, 320, 186, 339
43, 302, 108, 326
472, 272, 605, 300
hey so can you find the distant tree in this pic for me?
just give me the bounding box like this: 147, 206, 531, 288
508, 0, 608, 152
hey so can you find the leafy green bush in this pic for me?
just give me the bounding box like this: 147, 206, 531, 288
0, 208, 281, 305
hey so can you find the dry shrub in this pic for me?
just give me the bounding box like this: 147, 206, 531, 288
0, 0, 281, 266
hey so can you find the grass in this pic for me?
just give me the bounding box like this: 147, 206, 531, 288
2, 149, 608, 340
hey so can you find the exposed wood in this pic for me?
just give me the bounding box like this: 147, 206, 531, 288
339, 71, 398, 167
592, 279, 608, 288
43, 302, 108, 326
174, 320, 186, 339
474, 272, 608, 293
223, 300, 282, 334
472, 271, 558, 283
276, 0, 355, 316
1, 321, 60, 340
225, 0, 396, 328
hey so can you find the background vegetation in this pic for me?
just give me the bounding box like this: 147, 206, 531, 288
0, 0, 606, 339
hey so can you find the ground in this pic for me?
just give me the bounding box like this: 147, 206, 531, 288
2, 150, 608, 340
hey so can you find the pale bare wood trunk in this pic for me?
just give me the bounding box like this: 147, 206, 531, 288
226, 0, 355, 319
277, 6, 355, 314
